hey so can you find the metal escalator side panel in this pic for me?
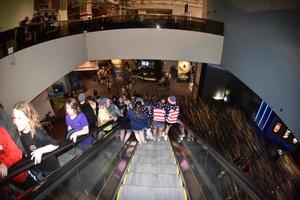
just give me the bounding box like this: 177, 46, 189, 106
116, 185, 123, 200
184, 188, 188, 200
169, 128, 207, 200
179, 175, 183, 187
127, 155, 134, 172
97, 141, 138, 199
122, 174, 128, 184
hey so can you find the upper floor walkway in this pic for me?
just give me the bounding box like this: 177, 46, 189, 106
0, 14, 224, 113
0, 14, 223, 59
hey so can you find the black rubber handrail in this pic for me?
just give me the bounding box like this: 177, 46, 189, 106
0, 119, 117, 184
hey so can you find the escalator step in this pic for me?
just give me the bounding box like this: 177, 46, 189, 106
135, 149, 173, 157
138, 141, 171, 150
117, 185, 187, 200
134, 154, 175, 164
124, 172, 183, 187
130, 163, 179, 174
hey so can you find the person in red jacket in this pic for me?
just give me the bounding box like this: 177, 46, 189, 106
0, 127, 28, 183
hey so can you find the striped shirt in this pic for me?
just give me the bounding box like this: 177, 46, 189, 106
153, 102, 167, 122
166, 105, 179, 124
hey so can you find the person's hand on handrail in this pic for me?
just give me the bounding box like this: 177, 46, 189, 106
30, 144, 59, 165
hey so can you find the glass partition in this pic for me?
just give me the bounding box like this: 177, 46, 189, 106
0, 14, 223, 59
178, 137, 273, 200
34, 137, 124, 200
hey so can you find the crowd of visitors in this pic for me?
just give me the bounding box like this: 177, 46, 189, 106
0, 73, 183, 198
75, 91, 180, 145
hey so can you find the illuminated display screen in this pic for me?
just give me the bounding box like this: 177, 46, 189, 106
254, 101, 299, 151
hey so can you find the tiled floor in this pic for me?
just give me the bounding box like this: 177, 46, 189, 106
83, 77, 191, 98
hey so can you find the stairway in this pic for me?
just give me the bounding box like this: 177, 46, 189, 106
117, 140, 187, 200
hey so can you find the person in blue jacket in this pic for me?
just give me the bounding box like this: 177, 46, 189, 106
127, 101, 148, 144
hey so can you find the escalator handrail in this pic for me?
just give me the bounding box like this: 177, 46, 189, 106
24, 125, 122, 200
180, 121, 272, 200
0, 119, 118, 184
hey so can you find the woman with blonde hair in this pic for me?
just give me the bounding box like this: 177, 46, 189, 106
13, 101, 60, 180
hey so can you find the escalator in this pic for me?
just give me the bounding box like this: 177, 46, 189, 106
24, 125, 132, 200
3, 122, 272, 200
117, 140, 188, 200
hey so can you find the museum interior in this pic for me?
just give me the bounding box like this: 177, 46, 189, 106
0, 0, 300, 199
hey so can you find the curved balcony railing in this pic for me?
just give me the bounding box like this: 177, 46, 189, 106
0, 14, 223, 59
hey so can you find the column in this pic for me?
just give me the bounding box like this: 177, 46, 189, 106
58, 0, 68, 21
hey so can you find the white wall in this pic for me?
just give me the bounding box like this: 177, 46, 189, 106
0, 29, 222, 114
0, 34, 87, 112
31, 90, 55, 120
207, 0, 300, 136
86, 29, 223, 64
0, 0, 34, 31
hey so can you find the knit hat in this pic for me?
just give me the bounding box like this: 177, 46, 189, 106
78, 93, 86, 102
98, 98, 108, 106
167, 96, 176, 105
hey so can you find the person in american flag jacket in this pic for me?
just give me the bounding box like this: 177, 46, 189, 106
151, 97, 168, 141
164, 96, 180, 139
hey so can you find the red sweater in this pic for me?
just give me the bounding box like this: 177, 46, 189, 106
0, 127, 28, 183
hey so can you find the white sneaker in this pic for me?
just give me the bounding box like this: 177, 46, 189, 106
164, 135, 168, 141
146, 135, 154, 140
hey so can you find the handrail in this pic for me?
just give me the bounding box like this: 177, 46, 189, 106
24, 125, 122, 200
0, 14, 223, 32
0, 119, 117, 184
0, 14, 223, 59
179, 121, 272, 200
